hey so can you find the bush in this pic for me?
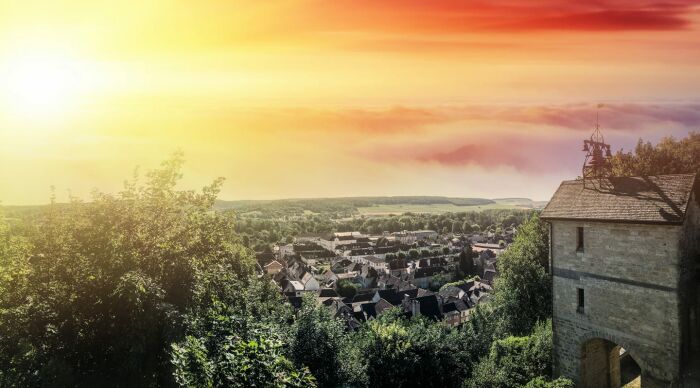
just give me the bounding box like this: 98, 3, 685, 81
524, 377, 575, 388
465, 320, 552, 388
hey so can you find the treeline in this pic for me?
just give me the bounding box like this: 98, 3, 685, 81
235, 209, 531, 251
215, 196, 495, 215
0, 156, 565, 387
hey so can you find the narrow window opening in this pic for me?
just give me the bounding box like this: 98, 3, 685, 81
576, 227, 584, 252
577, 288, 585, 313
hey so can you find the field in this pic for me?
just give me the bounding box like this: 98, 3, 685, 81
356, 202, 523, 216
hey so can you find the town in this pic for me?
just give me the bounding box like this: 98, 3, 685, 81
257, 227, 516, 328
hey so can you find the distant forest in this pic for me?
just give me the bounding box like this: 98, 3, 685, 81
215, 196, 497, 215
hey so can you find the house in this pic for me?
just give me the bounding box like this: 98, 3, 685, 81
541, 173, 700, 387
412, 230, 438, 241
300, 271, 320, 291
322, 269, 338, 284
283, 280, 304, 296
404, 293, 443, 321
326, 299, 362, 330
263, 260, 283, 275
412, 266, 451, 289
372, 289, 405, 306
442, 299, 470, 327
317, 288, 340, 304
365, 256, 388, 273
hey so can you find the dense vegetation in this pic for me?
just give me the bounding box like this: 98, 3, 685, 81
0, 155, 563, 387
611, 131, 700, 176
0, 156, 311, 387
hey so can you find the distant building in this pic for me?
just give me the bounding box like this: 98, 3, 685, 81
263, 260, 283, 275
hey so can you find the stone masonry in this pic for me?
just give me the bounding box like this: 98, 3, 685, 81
542, 174, 700, 388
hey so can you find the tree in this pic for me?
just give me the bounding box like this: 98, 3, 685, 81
524, 377, 575, 388
465, 320, 553, 388
342, 310, 472, 388
491, 214, 551, 337
430, 273, 449, 290
458, 245, 476, 277
462, 221, 472, 233
337, 279, 359, 298
172, 326, 315, 388
610, 132, 700, 176
0, 154, 289, 387
289, 295, 345, 387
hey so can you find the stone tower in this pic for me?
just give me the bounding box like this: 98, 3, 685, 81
541, 174, 700, 387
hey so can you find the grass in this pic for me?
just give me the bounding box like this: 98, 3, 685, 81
356, 203, 523, 215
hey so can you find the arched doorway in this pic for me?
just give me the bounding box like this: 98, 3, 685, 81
580, 338, 641, 388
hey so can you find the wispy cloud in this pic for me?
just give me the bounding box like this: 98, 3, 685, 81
255, 102, 700, 134
293, 0, 696, 36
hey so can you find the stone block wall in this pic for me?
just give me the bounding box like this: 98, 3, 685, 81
550, 220, 684, 385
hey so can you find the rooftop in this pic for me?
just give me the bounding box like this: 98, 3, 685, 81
541, 174, 697, 225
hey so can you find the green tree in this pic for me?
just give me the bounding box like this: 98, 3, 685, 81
337, 279, 359, 298
0, 154, 290, 387
289, 294, 346, 387
492, 214, 551, 337
465, 320, 553, 388
524, 377, 575, 388
458, 244, 476, 277
343, 310, 472, 388
610, 132, 700, 176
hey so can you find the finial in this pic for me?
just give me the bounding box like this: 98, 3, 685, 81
582, 104, 612, 180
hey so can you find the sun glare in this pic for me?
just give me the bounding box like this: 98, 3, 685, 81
1, 49, 97, 119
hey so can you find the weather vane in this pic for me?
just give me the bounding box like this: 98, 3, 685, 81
582, 103, 612, 180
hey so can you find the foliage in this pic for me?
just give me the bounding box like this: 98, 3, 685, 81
457, 244, 476, 278
289, 294, 346, 387
610, 132, 700, 176
491, 213, 551, 337
524, 376, 575, 388
0, 154, 299, 387
465, 320, 553, 388
171, 309, 315, 388
430, 273, 450, 290
342, 309, 473, 388
336, 279, 359, 298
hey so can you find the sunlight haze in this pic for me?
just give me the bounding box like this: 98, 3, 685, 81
2, 1, 700, 205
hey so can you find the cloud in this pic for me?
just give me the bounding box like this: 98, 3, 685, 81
370, 135, 577, 173
294, 0, 695, 36
352, 101, 700, 173
191, 102, 700, 138
289, 102, 700, 134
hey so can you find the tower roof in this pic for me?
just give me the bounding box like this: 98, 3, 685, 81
541, 174, 698, 225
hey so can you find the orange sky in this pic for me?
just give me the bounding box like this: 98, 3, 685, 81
1, 1, 699, 205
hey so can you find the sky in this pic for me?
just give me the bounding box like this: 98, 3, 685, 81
1, 0, 699, 205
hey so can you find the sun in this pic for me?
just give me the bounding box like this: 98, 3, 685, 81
1, 49, 95, 119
